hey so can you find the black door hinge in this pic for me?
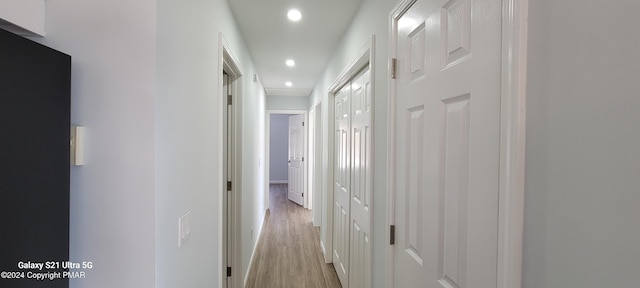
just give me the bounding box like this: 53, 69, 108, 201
227, 181, 232, 191
391, 58, 397, 79
228, 94, 232, 105
227, 266, 232, 277
390, 225, 396, 245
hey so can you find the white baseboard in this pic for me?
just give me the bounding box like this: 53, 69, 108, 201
320, 240, 327, 262
244, 209, 267, 287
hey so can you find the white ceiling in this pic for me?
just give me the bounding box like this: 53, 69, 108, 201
228, 0, 364, 97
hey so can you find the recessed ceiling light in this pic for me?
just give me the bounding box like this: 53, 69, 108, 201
285, 81, 293, 87
286, 59, 296, 67
287, 9, 302, 22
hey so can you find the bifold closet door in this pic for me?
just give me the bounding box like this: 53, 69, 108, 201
333, 84, 351, 287
333, 67, 372, 288
348, 69, 372, 288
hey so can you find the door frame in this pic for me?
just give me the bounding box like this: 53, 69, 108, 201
309, 107, 316, 211
265, 110, 309, 210
385, 0, 529, 287
310, 101, 323, 227
219, 33, 243, 288
324, 35, 376, 266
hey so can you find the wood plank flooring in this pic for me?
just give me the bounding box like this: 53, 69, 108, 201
245, 184, 342, 288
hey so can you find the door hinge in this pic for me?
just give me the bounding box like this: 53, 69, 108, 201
390, 225, 396, 245
302, 122, 305, 126
302, 157, 304, 162
391, 58, 397, 79
227, 94, 232, 105
302, 193, 304, 197
227, 181, 232, 191
227, 266, 232, 277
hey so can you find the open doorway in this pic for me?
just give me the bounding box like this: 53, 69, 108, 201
265, 110, 309, 210
219, 34, 243, 288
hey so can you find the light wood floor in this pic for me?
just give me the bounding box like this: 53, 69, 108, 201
245, 184, 342, 288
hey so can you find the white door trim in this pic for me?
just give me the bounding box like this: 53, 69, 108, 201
219, 33, 244, 288
311, 102, 323, 227
325, 35, 376, 266
265, 110, 309, 210
385, 0, 528, 287
497, 0, 528, 286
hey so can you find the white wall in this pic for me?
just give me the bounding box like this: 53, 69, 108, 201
266, 95, 309, 110
20, 0, 266, 287
523, 0, 640, 287
240, 62, 267, 283
269, 114, 291, 182
0, 0, 45, 35
35, 0, 157, 287
155, 0, 266, 286
155, 0, 223, 286
310, 0, 396, 286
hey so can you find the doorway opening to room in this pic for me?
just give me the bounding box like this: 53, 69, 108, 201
265, 111, 308, 209
220, 35, 244, 288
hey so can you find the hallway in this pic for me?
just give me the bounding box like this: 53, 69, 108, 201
245, 184, 341, 288
3, 0, 638, 287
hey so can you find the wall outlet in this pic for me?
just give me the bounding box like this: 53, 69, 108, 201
178, 211, 192, 248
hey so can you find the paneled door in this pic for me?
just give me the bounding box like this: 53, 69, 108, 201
333, 67, 372, 288
333, 84, 351, 286
392, 0, 502, 287
348, 69, 372, 288
288, 114, 305, 205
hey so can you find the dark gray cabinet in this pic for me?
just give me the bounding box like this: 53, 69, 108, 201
0, 28, 70, 288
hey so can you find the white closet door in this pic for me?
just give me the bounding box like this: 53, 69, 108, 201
392, 0, 502, 287
348, 69, 372, 288
333, 66, 372, 288
333, 85, 351, 287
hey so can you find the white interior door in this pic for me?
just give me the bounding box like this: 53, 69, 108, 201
333, 85, 351, 287
393, 0, 502, 287
348, 68, 372, 288
288, 114, 305, 205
